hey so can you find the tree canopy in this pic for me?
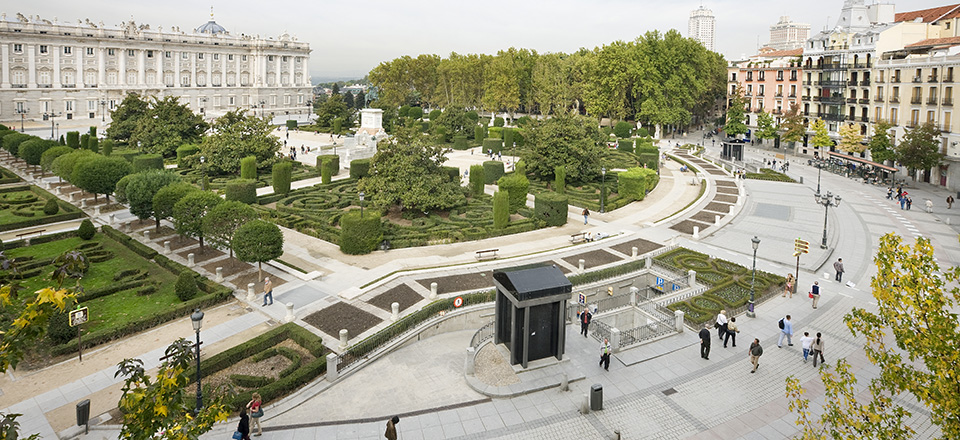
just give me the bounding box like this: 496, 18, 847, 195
199, 110, 281, 174
203, 201, 258, 258
779, 103, 806, 145
723, 86, 748, 139
837, 123, 865, 153
129, 96, 208, 157
869, 120, 896, 164
896, 122, 943, 176
522, 113, 605, 183
232, 220, 284, 281
172, 191, 222, 247
105, 93, 150, 145
124, 170, 182, 228
71, 155, 132, 202
810, 119, 832, 151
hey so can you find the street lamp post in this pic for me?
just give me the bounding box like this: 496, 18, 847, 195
44, 112, 61, 140
199, 156, 207, 191
15, 107, 29, 132
816, 161, 824, 193
814, 191, 842, 249
359, 192, 365, 218
747, 236, 760, 318
99, 99, 108, 122
190, 308, 204, 415
600, 167, 606, 214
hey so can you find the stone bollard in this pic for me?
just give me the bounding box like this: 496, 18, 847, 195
94, 206, 100, 216
430, 282, 438, 300
578, 259, 585, 273
581, 394, 591, 414
947, 217, 951, 225
187, 253, 195, 267
823, 272, 831, 280
163, 241, 171, 254
629, 286, 639, 306
632, 246, 638, 259
610, 327, 621, 353
284, 303, 295, 323
560, 373, 569, 391
715, 215, 721, 226
54, 186, 61, 195
24, 238, 30, 247
326, 353, 339, 382
109, 214, 115, 225
688, 270, 697, 287
391, 302, 399, 321
645, 256, 652, 269
729, 205, 736, 215
80, 199, 87, 209
464, 347, 476, 376
339, 329, 349, 350
69, 193, 76, 202
674, 310, 685, 332
692, 226, 700, 239
215, 267, 223, 282
246, 283, 256, 301
143, 230, 150, 241
736, 197, 742, 206
43, 181, 50, 190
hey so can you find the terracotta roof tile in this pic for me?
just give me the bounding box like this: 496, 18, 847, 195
895, 4, 960, 23
756, 48, 803, 58
904, 36, 960, 48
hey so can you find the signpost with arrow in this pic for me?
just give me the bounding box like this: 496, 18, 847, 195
793, 238, 809, 293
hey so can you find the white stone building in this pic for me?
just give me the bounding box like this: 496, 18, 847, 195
688, 6, 715, 52
767, 16, 811, 51
0, 11, 312, 128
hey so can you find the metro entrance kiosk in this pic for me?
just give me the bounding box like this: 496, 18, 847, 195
493, 265, 572, 368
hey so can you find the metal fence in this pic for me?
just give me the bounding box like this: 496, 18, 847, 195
590, 319, 613, 343
470, 320, 495, 351
618, 315, 676, 349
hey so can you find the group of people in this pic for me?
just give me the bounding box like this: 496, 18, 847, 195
697, 312, 827, 374
578, 308, 614, 371
887, 186, 913, 210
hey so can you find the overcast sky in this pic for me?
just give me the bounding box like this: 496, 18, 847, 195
15, 0, 950, 81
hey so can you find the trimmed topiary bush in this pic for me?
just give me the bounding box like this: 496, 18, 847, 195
428, 109, 441, 120
175, 271, 199, 301
225, 179, 258, 204
332, 118, 342, 134
482, 138, 503, 154
132, 154, 164, 172
614, 121, 633, 138
66, 131, 80, 149
286, 120, 298, 130
535, 192, 569, 227
176, 145, 199, 167
240, 156, 257, 180
497, 173, 529, 214
483, 161, 505, 184
318, 154, 339, 177
80, 133, 90, 150
43, 197, 60, 215
408, 107, 423, 120
78, 219, 96, 240
398, 106, 410, 118
272, 161, 293, 195
339, 210, 382, 255
442, 166, 460, 184
636, 127, 649, 137
618, 167, 658, 201
488, 127, 502, 139
493, 117, 504, 127
493, 190, 509, 229
350, 159, 370, 179
554, 165, 566, 194
101, 139, 114, 156
617, 139, 634, 153
503, 128, 515, 148
473, 125, 484, 143
469, 164, 484, 196
88, 137, 99, 154
453, 135, 469, 150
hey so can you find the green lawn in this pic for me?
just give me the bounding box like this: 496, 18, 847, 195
0, 185, 82, 232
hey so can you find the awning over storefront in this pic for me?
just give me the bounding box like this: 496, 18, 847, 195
826, 151, 898, 173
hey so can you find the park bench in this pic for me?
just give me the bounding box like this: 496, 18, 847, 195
15, 229, 45, 240
475, 249, 499, 261
570, 232, 587, 244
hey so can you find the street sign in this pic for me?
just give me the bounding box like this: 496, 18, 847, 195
794, 238, 810, 254
578, 293, 586, 305
454, 297, 464, 308
793, 251, 801, 257
69, 307, 88, 327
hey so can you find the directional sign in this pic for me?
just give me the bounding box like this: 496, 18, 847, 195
794, 238, 810, 254
578, 293, 586, 305
69, 307, 88, 327
793, 251, 801, 257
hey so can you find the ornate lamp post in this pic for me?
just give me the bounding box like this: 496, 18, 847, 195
190, 308, 204, 414
99, 99, 108, 122
359, 191, 365, 218
199, 156, 207, 191
15, 107, 29, 132
600, 167, 607, 214
747, 236, 760, 318
815, 161, 824, 193
814, 191, 842, 249
43, 112, 61, 140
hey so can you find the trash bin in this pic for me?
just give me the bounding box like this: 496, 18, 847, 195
76, 399, 90, 427
590, 383, 603, 411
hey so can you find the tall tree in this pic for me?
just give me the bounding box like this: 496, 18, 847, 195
868, 120, 896, 163
71, 155, 132, 202
895, 122, 943, 178
199, 110, 281, 174
754, 111, 778, 146
232, 220, 284, 281
106, 93, 150, 146
723, 85, 748, 139
522, 113, 605, 183
172, 191, 222, 248
810, 118, 832, 152
482, 49, 523, 117
130, 96, 208, 157
203, 201, 258, 258
124, 170, 182, 228
779, 103, 806, 146
837, 123, 865, 153
532, 53, 576, 115
152, 183, 199, 225
314, 94, 353, 129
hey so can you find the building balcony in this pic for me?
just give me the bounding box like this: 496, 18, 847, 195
85, 84, 97, 88
928, 98, 939, 105
910, 97, 922, 104
802, 95, 811, 101
744, 92, 753, 97
757, 93, 765, 97
847, 80, 858, 86
823, 113, 846, 122
772, 109, 782, 115
820, 80, 847, 87
890, 117, 899, 125
775, 93, 783, 97
62, 84, 76, 88
846, 115, 858, 122
859, 116, 870, 123
822, 63, 847, 71
876, 77, 885, 83
846, 98, 857, 103
38, 84, 52, 88
943, 123, 952, 132
776, 77, 784, 81
874, 96, 885, 102
853, 62, 872, 69
802, 80, 815, 86
912, 76, 922, 83
822, 95, 845, 103
890, 96, 900, 103
891, 77, 901, 83
929, 75, 939, 83
906, 121, 919, 128
745, 78, 753, 82
944, 98, 954, 106
859, 98, 871, 104
860, 80, 871, 86
11, 84, 26, 88
945, 76, 954, 83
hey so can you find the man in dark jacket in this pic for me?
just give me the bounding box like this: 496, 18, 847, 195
749, 339, 763, 373
237, 407, 250, 440
579, 308, 592, 337
385, 415, 400, 440
699, 323, 711, 360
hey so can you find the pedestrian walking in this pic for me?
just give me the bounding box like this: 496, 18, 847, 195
925, 199, 934, 213
724, 317, 739, 348
246, 393, 264, 436
582, 208, 590, 225
699, 323, 711, 360
886, 187, 893, 200
599, 338, 611, 370
749, 339, 763, 373
811, 333, 826, 367
578, 308, 592, 337
833, 258, 844, 282
262, 277, 273, 306
715, 310, 728, 340
777, 315, 794, 348
907, 196, 913, 210
948, 195, 955, 209
783, 273, 794, 298
384, 416, 400, 440
810, 281, 821, 309
236, 407, 251, 440
799, 332, 814, 363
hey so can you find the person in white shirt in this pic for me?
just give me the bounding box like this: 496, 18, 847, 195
599, 338, 611, 370
715, 310, 728, 340
799, 331, 815, 363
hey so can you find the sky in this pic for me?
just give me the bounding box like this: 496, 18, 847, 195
13, 0, 953, 82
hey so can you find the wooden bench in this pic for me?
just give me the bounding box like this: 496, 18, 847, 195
475, 249, 499, 261
570, 232, 587, 244
15, 229, 45, 239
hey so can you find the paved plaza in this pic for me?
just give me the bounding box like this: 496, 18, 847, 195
1, 128, 957, 440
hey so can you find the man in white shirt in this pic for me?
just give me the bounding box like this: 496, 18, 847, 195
799, 331, 815, 363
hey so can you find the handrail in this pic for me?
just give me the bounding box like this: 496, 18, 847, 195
470, 320, 495, 350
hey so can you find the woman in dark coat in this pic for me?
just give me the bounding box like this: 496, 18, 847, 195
237, 407, 251, 440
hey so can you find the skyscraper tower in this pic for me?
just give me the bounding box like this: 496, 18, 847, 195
688, 5, 716, 51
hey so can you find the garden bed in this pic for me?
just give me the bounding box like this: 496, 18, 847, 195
303, 302, 382, 338
0, 185, 83, 232
562, 249, 623, 269
609, 238, 663, 257
369, 284, 424, 312
416, 271, 494, 295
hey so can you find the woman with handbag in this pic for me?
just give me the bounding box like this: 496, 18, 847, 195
247, 392, 264, 436
235, 407, 250, 440
784, 274, 794, 298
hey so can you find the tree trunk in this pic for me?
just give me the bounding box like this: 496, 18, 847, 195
258, 261, 263, 282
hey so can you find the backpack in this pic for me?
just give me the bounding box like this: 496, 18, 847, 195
778, 318, 785, 329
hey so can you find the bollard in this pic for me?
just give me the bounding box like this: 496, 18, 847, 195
560, 373, 569, 392
947, 217, 951, 225
581, 394, 591, 414
629, 286, 639, 306
284, 303, 295, 323
631, 246, 638, 259
729, 205, 736, 215
143, 229, 150, 241
94, 206, 101, 216
799, 176, 804, 184
645, 256, 652, 269
675, 310, 685, 332
391, 302, 399, 321
715, 215, 721, 226
326, 353, 339, 382
109, 214, 115, 225
80, 199, 87, 209
24, 238, 30, 247
163, 241, 171, 254
823, 272, 831, 280
187, 253, 195, 267
339, 329, 349, 349
692, 226, 700, 239
430, 282, 438, 300
54, 186, 61, 195
69, 192, 76, 202
246, 283, 256, 301
688, 270, 697, 287
464, 347, 476, 376
215, 267, 223, 282
610, 327, 621, 353
578, 259, 585, 273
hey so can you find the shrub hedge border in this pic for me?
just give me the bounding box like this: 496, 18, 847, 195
0, 185, 83, 232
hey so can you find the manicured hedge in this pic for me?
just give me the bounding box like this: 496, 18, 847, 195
132, 154, 164, 172
453, 135, 469, 150
744, 168, 796, 182
492, 190, 509, 229
176, 145, 199, 167
496, 174, 529, 214
488, 127, 502, 140
101, 225, 158, 259
469, 164, 484, 196
240, 156, 257, 180
350, 159, 370, 179
0, 186, 83, 232
225, 179, 258, 204
272, 161, 293, 195
614, 121, 632, 138
617, 139, 634, 153
101, 139, 114, 156
442, 166, 460, 184
286, 120, 298, 130
339, 210, 382, 255
319, 155, 339, 184
482, 138, 503, 154
502, 128, 515, 148
482, 161, 504, 184
554, 166, 566, 194
493, 117, 504, 127
474, 125, 484, 143
617, 167, 658, 201
66, 131, 80, 149
534, 192, 569, 227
